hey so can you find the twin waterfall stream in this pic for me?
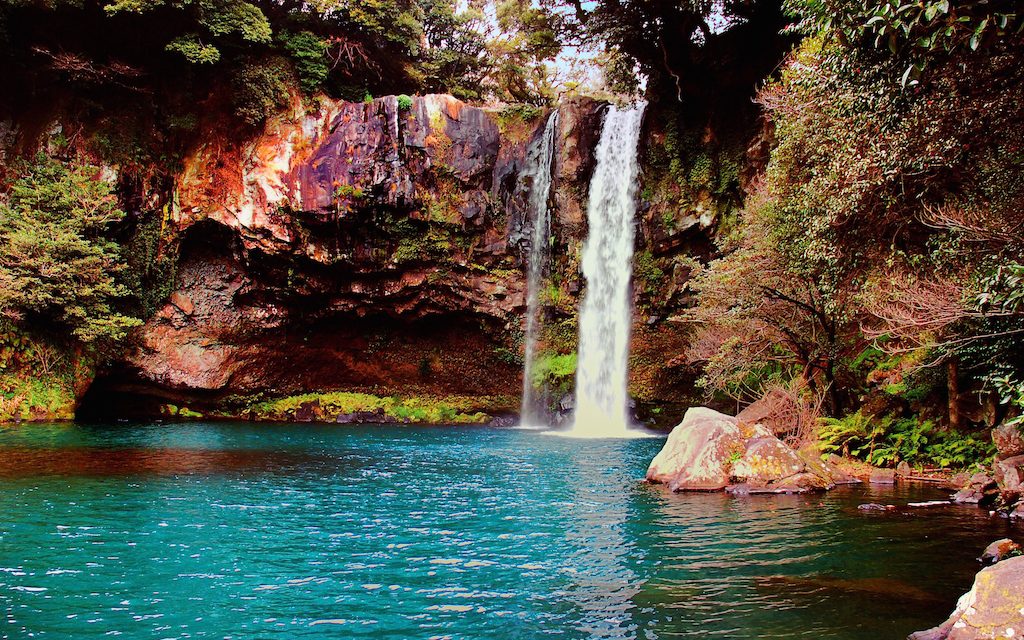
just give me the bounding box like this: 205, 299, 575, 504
520, 102, 647, 436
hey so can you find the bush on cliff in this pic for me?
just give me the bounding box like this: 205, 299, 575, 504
0, 154, 141, 347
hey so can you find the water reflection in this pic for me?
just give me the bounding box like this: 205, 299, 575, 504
563, 439, 645, 638
0, 445, 353, 477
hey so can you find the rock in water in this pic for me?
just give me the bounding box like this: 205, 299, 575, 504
858, 503, 897, 512
897, 460, 912, 477
646, 407, 742, 491
646, 407, 836, 493
908, 555, 1024, 639
979, 539, 1021, 566
953, 473, 999, 506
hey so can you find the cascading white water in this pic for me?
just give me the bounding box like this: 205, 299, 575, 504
570, 102, 647, 437
520, 112, 560, 426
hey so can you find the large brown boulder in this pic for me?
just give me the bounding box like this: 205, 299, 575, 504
953, 473, 1000, 505
993, 423, 1024, 460
909, 555, 1024, 640
994, 455, 1024, 492
646, 407, 837, 493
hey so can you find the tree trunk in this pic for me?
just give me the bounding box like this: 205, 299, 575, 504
824, 359, 841, 417
947, 358, 961, 429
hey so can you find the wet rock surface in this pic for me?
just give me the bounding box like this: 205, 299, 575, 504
993, 424, 1024, 460
994, 455, 1024, 492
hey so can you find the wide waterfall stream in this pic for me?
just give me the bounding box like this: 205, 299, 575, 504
520, 112, 560, 427
571, 102, 647, 436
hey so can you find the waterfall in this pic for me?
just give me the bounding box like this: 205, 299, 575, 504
520, 111, 560, 426
570, 102, 647, 436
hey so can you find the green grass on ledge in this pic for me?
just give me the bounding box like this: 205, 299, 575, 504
245, 391, 514, 424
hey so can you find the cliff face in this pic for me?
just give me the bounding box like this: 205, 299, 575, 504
81, 94, 609, 419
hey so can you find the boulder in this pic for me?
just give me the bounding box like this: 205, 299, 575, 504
646, 407, 837, 493
1011, 501, 1024, 520
897, 460, 912, 477
293, 400, 320, 422
979, 539, 1021, 566
953, 473, 999, 506
908, 555, 1024, 640
869, 468, 897, 484
993, 423, 1024, 460
949, 472, 973, 490
993, 455, 1024, 492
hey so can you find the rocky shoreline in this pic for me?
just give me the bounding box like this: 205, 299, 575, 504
646, 405, 1024, 639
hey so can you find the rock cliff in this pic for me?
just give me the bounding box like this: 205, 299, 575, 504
80, 94, 614, 420
23, 90, 738, 424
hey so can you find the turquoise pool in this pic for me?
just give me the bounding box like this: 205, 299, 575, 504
0, 421, 1017, 638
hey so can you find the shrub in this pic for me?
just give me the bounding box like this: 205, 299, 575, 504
0, 154, 141, 346
397, 94, 414, 111
279, 30, 329, 94
231, 57, 293, 127
818, 411, 995, 469
530, 352, 576, 396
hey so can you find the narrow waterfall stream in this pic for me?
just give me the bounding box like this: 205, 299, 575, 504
570, 102, 647, 436
520, 112, 560, 426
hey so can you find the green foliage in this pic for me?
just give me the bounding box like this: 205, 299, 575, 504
248, 391, 490, 424
165, 34, 220, 64
231, 57, 293, 126
691, 11, 1024, 418
976, 262, 1024, 314
120, 210, 178, 319
786, 0, 1022, 85
414, 0, 490, 100
493, 103, 544, 143
0, 155, 141, 346
819, 411, 995, 469
396, 94, 413, 111
2, 0, 567, 159
530, 352, 576, 395
108, 0, 271, 62
989, 371, 1024, 428
0, 327, 83, 422
633, 250, 664, 293
278, 30, 329, 94
334, 184, 365, 200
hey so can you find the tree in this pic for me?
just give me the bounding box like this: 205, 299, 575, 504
0, 155, 142, 346
688, 187, 861, 415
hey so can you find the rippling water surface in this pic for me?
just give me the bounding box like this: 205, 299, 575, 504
0, 421, 1019, 639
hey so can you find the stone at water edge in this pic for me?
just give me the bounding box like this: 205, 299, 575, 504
858, 503, 897, 511
953, 473, 1000, 506
994, 455, 1024, 492
645, 406, 838, 493
908, 555, 1024, 640
949, 472, 973, 490
897, 460, 912, 477
869, 468, 897, 484
646, 407, 741, 491
993, 423, 1024, 460
979, 539, 1021, 566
